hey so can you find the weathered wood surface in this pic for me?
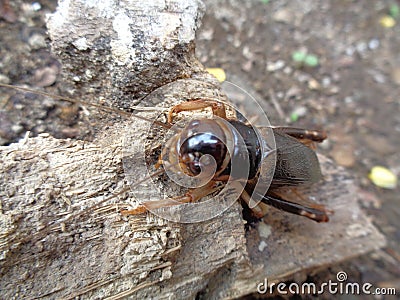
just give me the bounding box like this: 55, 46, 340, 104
0, 0, 385, 299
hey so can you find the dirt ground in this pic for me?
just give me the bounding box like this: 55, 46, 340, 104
0, 0, 399, 299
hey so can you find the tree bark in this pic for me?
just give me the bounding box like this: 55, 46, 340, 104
0, 0, 385, 299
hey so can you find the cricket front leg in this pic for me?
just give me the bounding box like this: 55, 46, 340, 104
121, 181, 220, 216
168, 99, 227, 124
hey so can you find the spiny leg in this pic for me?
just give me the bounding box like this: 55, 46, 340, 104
253, 190, 331, 222
121, 181, 220, 216
168, 99, 227, 124
282, 188, 334, 216
273, 127, 327, 143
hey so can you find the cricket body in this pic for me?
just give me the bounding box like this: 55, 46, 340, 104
0, 82, 330, 222
127, 98, 331, 223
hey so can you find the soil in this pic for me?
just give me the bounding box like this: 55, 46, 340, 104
0, 0, 399, 299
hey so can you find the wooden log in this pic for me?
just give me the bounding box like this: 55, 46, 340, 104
0, 0, 385, 299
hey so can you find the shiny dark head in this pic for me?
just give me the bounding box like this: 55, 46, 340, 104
179, 132, 227, 176
177, 119, 228, 176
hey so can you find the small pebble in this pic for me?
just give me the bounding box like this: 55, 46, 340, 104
370, 71, 386, 84
241, 60, 252, 72
285, 86, 301, 99
276, 91, 284, 99
0, 74, 11, 84
258, 221, 272, 239
322, 77, 331, 87
368, 38, 380, 50
35, 124, 47, 133
11, 124, 24, 134
85, 69, 93, 79
258, 240, 268, 252
199, 28, 214, 41
273, 8, 293, 24
356, 41, 367, 53
33, 66, 58, 87
345, 46, 355, 56
28, 34, 47, 50
266, 60, 285, 72
32, 2, 41, 11
283, 66, 292, 74
326, 86, 339, 95
232, 37, 241, 48
42, 98, 56, 108
308, 78, 320, 90
242, 45, 253, 60
73, 37, 89, 51
344, 96, 353, 104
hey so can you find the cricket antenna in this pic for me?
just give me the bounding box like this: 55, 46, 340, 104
0, 82, 177, 131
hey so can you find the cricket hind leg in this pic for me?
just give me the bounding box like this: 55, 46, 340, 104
253, 190, 331, 223
273, 127, 327, 143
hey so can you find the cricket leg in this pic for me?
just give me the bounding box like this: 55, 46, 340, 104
121, 181, 220, 216
267, 186, 334, 216
168, 99, 227, 123
253, 190, 331, 223
240, 189, 266, 218
273, 127, 327, 143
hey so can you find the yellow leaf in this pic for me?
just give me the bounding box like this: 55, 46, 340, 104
380, 16, 396, 28
206, 68, 226, 82
368, 166, 397, 189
